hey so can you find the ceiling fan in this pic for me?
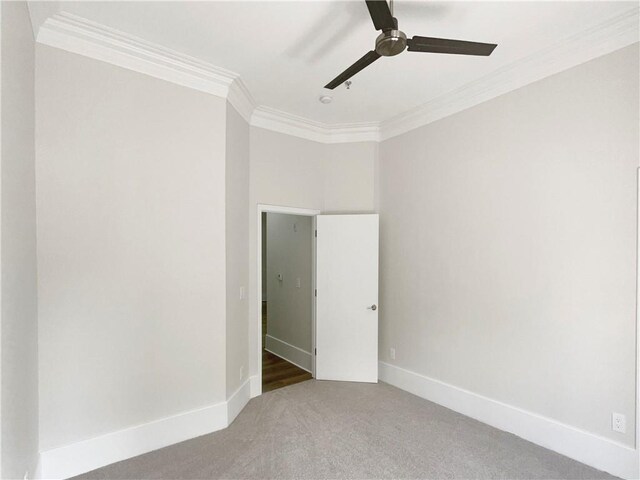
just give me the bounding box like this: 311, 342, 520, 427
324, 0, 497, 89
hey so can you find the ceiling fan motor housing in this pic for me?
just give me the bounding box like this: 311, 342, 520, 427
375, 30, 407, 56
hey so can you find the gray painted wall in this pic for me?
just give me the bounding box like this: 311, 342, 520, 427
0, 2, 39, 478
378, 43, 639, 446
35, 45, 228, 451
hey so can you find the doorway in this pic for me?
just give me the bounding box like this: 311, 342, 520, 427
259, 207, 318, 393
255, 205, 380, 396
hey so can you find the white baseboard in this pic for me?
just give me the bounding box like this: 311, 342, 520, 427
249, 374, 261, 398
38, 378, 258, 480
379, 361, 638, 480
38, 402, 228, 479
227, 378, 251, 425
265, 334, 312, 372
33, 458, 43, 480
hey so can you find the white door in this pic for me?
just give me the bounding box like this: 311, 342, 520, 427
315, 214, 379, 383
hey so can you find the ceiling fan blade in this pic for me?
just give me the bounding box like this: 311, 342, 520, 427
407, 36, 497, 56
324, 50, 381, 90
365, 0, 396, 31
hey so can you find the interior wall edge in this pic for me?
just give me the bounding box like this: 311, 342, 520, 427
0, 1, 4, 475
1, 1, 39, 478
225, 98, 250, 399
226, 378, 251, 427
249, 375, 260, 399
0, 2, 4, 475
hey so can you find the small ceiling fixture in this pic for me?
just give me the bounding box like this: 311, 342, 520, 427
319, 95, 333, 104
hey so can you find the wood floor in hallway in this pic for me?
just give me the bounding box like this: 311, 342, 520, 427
262, 350, 312, 393
262, 301, 312, 393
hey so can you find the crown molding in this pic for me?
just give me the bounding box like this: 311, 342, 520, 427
227, 79, 256, 124
37, 12, 240, 99
34, 11, 376, 142
251, 106, 379, 144
33, 7, 639, 144
379, 6, 640, 141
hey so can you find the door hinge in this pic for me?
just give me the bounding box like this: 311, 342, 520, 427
314, 348, 317, 356
315, 229, 317, 238
315, 289, 317, 297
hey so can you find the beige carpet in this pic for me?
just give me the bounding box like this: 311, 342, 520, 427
74, 380, 617, 480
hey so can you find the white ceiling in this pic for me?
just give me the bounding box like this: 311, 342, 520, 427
30, 1, 638, 125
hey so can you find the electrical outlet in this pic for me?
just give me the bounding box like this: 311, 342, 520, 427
612, 413, 626, 433
296, 277, 301, 288
239, 286, 245, 300
389, 348, 396, 360
240, 366, 244, 381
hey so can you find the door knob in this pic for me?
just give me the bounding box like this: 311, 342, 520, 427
367, 304, 377, 311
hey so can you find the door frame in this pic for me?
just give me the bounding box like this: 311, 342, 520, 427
255, 204, 320, 396
636, 168, 639, 467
